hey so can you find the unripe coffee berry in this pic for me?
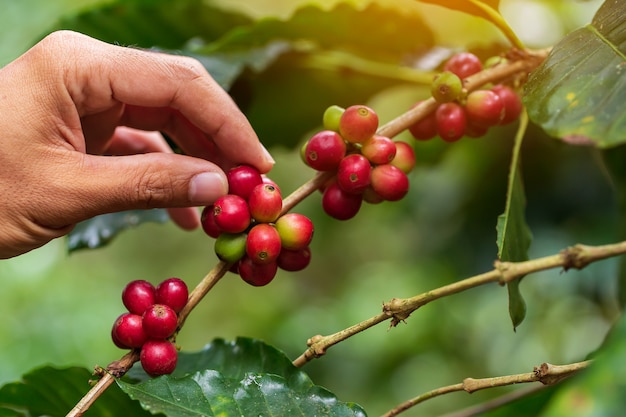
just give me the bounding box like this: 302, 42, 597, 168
322, 104, 345, 132
361, 135, 396, 165
213, 194, 250, 234
275, 213, 314, 250
140, 339, 178, 376
339, 105, 379, 144
155, 278, 188, 313
214, 232, 248, 263
122, 280, 156, 315
465, 90, 505, 127
431, 71, 463, 103
390, 141, 416, 174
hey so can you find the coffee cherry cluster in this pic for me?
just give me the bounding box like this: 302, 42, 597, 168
111, 278, 188, 376
201, 165, 314, 287
302, 104, 416, 221
409, 52, 524, 143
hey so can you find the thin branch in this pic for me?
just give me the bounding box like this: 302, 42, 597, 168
380, 361, 591, 417
293, 241, 626, 366
436, 385, 546, 417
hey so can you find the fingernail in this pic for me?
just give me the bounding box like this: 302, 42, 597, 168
189, 172, 228, 204
261, 144, 275, 165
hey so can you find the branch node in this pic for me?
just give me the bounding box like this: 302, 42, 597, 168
383, 298, 414, 327
494, 260, 512, 285
560, 245, 591, 271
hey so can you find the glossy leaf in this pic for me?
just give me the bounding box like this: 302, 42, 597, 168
0, 366, 153, 417
496, 113, 532, 330
525, 0, 626, 147
67, 209, 170, 252
120, 338, 367, 416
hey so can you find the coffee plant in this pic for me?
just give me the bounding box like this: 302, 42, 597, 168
1, 0, 625, 416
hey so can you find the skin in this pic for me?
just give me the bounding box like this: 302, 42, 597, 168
0, 30, 274, 259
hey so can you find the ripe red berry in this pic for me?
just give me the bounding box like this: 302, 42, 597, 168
322, 182, 363, 220
304, 130, 347, 171
112, 313, 148, 349
140, 339, 178, 376
436, 102, 467, 142
277, 247, 312, 272
261, 175, 281, 195
491, 85, 523, 125
142, 304, 178, 339
275, 213, 314, 250
246, 224, 282, 265
431, 71, 463, 103
238, 256, 278, 286
370, 164, 409, 201
213, 194, 250, 233
248, 183, 282, 223
155, 278, 188, 313
465, 90, 505, 127
339, 105, 379, 144
227, 165, 263, 200
443, 52, 483, 79
361, 135, 396, 165
408, 102, 438, 141
337, 154, 372, 195
122, 280, 156, 315
390, 141, 416, 174
200, 205, 221, 238
214, 232, 248, 263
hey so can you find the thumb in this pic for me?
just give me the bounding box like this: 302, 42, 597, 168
50, 152, 228, 227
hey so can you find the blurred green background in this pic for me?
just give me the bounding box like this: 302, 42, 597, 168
0, 0, 617, 416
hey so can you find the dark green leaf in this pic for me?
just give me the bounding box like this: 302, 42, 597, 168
525, 0, 626, 147
496, 113, 532, 330
0, 366, 154, 417
67, 209, 170, 252
0, 408, 26, 417
121, 338, 367, 416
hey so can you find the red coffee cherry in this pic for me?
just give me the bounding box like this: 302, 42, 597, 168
443, 52, 483, 79
200, 205, 222, 238
337, 154, 372, 195
112, 313, 148, 349
248, 183, 283, 223
213, 194, 251, 234
339, 105, 379, 144
304, 130, 347, 171
238, 256, 278, 287
246, 224, 282, 265
140, 339, 178, 376
465, 89, 505, 127
122, 280, 156, 316
142, 304, 178, 340
277, 247, 312, 272
227, 165, 263, 200
361, 135, 396, 165
491, 84, 523, 125
436, 102, 467, 142
370, 164, 410, 201
390, 141, 416, 174
155, 278, 188, 314
408, 101, 438, 141
322, 182, 363, 220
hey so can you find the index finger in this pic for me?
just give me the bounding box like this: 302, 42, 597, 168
60, 31, 274, 173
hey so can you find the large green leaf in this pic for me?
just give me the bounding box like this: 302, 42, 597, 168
496, 113, 532, 330
120, 338, 367, 416
0, 366, 154, 417
525, 0, 626, 147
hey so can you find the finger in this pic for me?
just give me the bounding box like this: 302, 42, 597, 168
40, 151, 227, 229
53, 31, 274, 172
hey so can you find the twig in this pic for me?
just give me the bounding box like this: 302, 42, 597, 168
380, 360, 591, 417
435, 384, 546, 417
293, 241, 626, 367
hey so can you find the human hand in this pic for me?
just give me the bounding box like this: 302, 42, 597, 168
0, 30, 274, 259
